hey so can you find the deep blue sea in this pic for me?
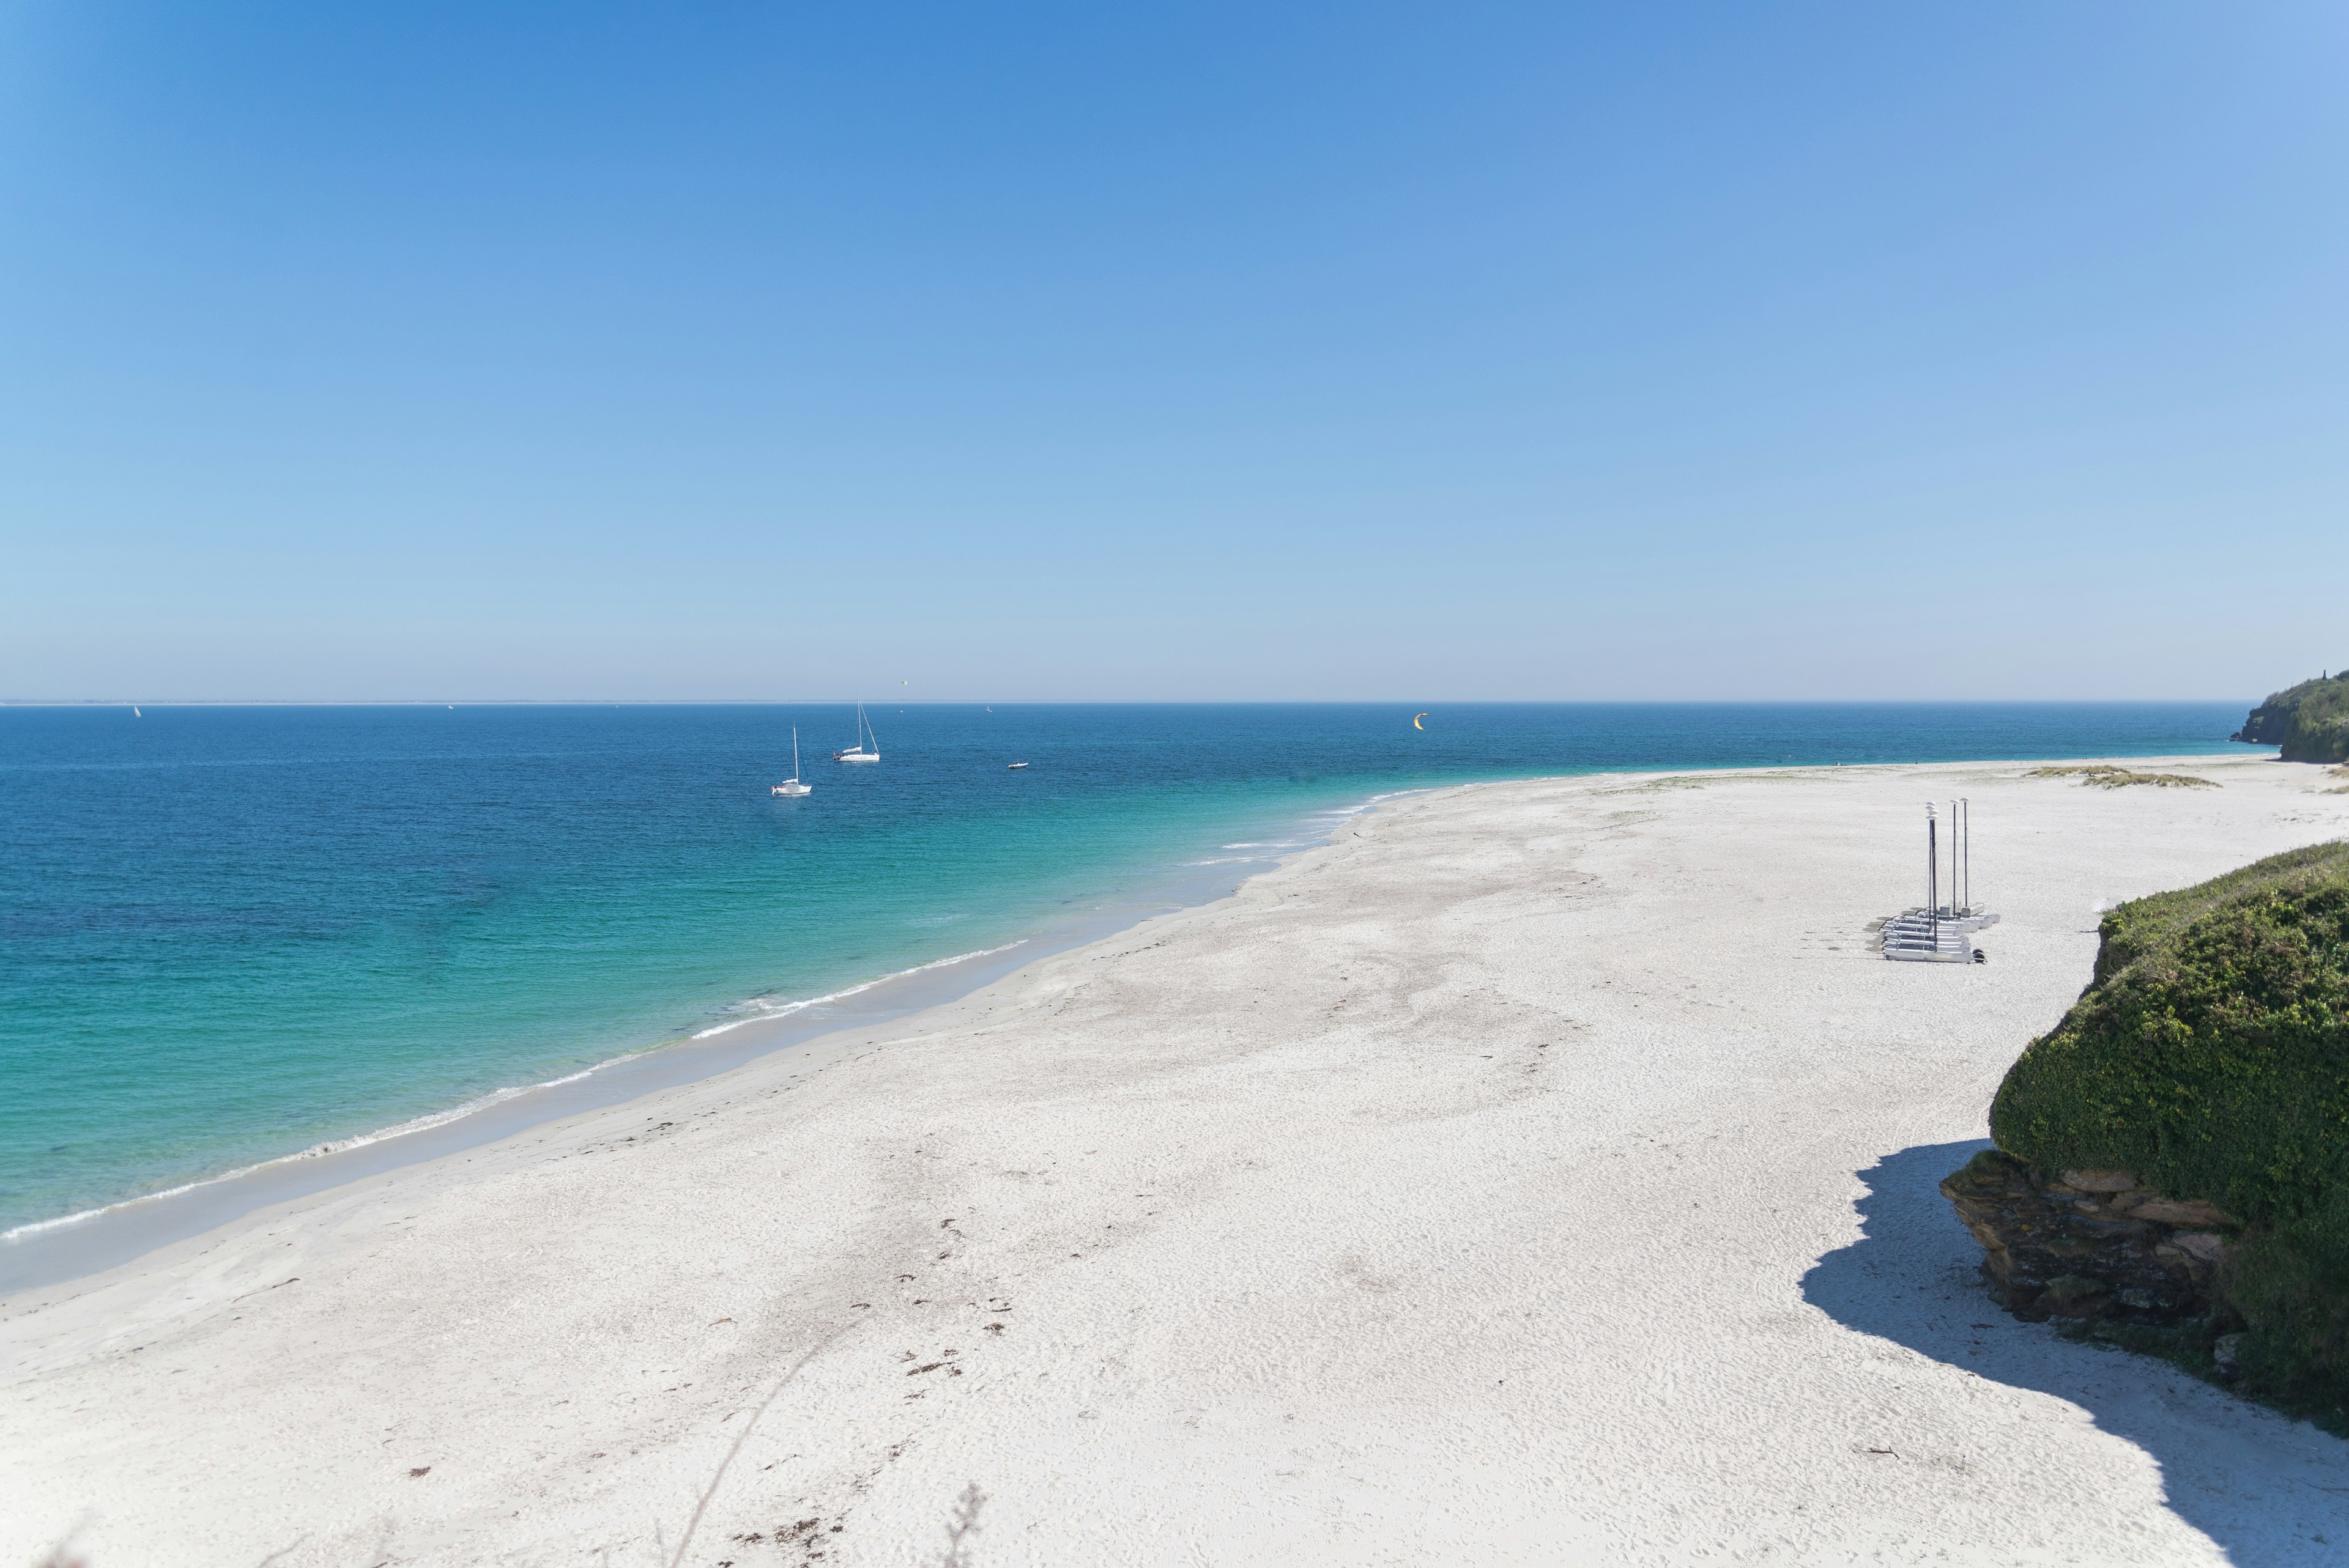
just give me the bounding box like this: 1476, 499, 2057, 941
0, 701, 2249, 1237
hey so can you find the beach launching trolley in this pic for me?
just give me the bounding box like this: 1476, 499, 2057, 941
1877, 801, 1997, 963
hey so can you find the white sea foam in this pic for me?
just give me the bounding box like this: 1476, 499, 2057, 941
1316, 789, 1427, 819
1, 1180, 215, 1241
688, 941, 1028, 1040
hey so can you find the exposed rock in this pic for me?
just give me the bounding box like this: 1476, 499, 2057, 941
2061, 1169, 2140, 1194
2132, 1199, 2235, 1229
1940, 1149, 2232, 1325
2167, 1232, 2230, 1265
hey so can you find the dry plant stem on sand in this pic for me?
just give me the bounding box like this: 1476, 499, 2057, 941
5, 755, 2348, 1566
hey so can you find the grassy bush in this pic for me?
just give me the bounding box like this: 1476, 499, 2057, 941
1990, 841, 2349, 1416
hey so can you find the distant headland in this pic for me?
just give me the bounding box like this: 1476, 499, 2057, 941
2235, 670, 2349, 763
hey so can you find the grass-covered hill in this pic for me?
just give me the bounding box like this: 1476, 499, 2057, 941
2235, 671, 2349, 763
1990, 841, 2349, 1418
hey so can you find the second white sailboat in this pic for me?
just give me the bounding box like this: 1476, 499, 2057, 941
772, 728, 813, 795
833, 701, 880, 763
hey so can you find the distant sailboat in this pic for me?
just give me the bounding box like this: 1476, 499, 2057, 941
772, 728, 812, 796
833, 701, 880, 763
132, 706, 140, 717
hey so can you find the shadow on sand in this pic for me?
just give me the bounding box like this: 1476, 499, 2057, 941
1803, 1139, 2349, 1566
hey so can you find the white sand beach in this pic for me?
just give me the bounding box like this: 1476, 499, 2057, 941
9, 754, 2349, 1568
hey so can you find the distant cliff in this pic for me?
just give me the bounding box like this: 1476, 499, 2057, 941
2234, 671, 2349, 763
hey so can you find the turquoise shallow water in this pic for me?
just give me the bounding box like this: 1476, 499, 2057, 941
0, 701, 2250, 1235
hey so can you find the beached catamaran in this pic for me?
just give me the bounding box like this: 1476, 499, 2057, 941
1879, 799, 1996, 962
771, 728, 812, 796
833, 701, 880, 763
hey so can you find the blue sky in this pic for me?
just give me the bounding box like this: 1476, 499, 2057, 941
3, 2, 2343, 701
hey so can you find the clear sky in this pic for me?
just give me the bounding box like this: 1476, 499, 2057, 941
3, 3, 2343, 703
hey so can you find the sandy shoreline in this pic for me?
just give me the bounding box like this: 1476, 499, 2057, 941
7, 753, 2348, 1566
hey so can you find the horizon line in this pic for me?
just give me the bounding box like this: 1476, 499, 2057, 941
0, 696, 2262, 709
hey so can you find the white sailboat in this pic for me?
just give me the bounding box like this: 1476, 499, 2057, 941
833, 701, 880, 763
771, 728, 812, 796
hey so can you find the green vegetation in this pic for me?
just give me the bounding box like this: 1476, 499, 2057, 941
2025, 765, 2217, 790
2235, 670, 2349, 763
1990, 841, 2349, 1421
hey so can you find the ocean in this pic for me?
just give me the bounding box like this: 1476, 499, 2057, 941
0, 701, 2249, 1260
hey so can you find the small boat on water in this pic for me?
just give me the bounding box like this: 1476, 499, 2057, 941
772, 728, 812, 796
834, 701, 880, 763
1006, 761, 1029, 769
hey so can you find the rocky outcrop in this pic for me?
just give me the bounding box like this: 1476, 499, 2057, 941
1961, 845, 2349, 1419
2234, 671, 2349, 763
1940, 1149, 2235, 1325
